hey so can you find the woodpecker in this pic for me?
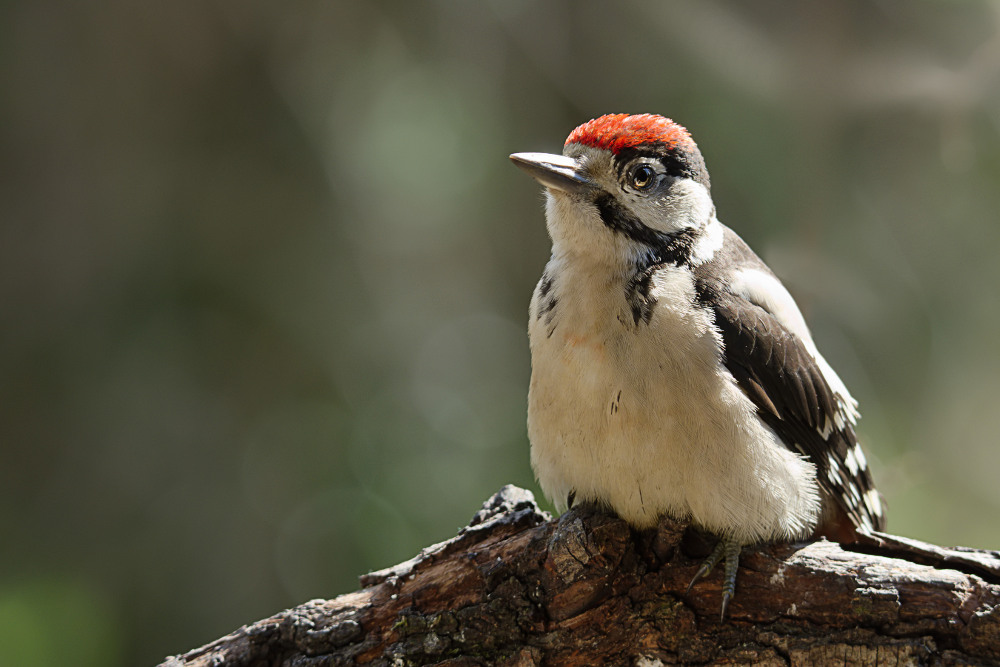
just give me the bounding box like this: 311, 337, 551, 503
510, 113, 885, 618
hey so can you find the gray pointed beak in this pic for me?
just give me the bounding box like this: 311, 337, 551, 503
509, 152, 597, 194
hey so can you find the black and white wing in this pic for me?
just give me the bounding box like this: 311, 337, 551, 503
694, 228, 885, 534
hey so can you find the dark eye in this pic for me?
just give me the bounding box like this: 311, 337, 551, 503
630, 164, 657, 191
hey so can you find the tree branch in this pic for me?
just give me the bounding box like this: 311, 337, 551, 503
160, 486, 1000, 666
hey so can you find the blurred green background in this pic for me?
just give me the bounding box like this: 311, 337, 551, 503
2, 1, 999, 664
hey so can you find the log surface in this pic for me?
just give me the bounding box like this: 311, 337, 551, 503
160, 486, 1000, 666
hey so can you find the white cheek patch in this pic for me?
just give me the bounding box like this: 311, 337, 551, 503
623, 179, 714, 237
731, 268, 859, 424
691, 217, 724, 265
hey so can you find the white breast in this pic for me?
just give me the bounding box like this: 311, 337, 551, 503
527, 258, 820, 543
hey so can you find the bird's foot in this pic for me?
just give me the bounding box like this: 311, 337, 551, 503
685, 536, 743, 621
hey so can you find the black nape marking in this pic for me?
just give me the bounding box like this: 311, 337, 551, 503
594, 194, 697, 266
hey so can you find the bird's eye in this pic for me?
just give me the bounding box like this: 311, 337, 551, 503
630, 164, 657, 191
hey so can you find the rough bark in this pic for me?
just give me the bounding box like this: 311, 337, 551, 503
160, 486, 1000, 666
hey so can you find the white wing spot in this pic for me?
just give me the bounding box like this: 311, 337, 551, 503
845, 482, 861, 503
844, 447, 859, 476
864, 489, 883, 518
826, 463, 840, 485
854, 444, 868, 470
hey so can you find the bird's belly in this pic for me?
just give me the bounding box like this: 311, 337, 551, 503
527, 324, 726, 528
527, 282, 819, 541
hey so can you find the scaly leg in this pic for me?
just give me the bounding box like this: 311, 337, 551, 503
685, 537, 743, 621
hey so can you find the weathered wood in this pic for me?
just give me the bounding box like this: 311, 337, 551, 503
160, 485, 1000, 666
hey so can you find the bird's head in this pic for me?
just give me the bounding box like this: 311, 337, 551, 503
511, 114, 717, 268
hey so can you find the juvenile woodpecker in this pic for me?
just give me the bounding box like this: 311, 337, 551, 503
510, 113, 885, 618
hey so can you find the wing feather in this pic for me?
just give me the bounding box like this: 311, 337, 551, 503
693, 228, 885, 532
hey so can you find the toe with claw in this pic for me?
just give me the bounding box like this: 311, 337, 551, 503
685, 537, 744, 621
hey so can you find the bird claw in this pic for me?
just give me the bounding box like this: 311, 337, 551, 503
685, 540, 725, 594
685, 537, 743, 620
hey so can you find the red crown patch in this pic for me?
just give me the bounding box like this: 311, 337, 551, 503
565, 114, 695, 154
